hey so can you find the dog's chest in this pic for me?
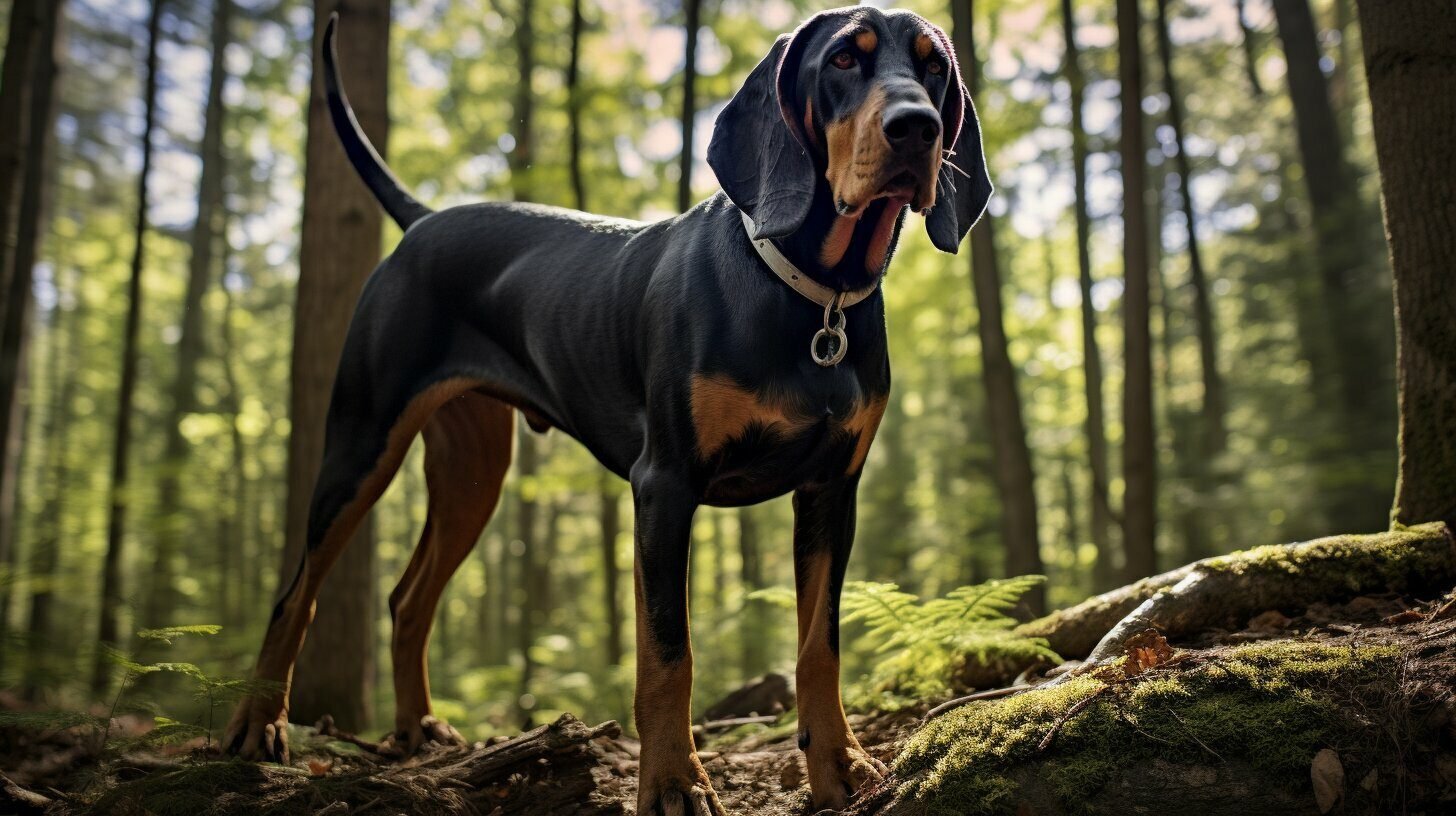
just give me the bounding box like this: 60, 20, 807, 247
689, 373, 886, 502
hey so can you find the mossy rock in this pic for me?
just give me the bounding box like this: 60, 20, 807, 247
879, 640, 1443, 816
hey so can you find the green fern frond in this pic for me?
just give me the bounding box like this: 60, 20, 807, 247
135, 624, 223, 644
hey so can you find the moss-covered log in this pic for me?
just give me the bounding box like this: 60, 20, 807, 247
856, 632, 1456, 816
1016, 523, 1454, 661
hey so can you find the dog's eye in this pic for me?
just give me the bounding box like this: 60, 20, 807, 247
926, 59, 944, 76
831, 51, 856, 70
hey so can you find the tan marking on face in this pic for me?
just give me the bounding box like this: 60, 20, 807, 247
690, 374, 816, 458
854, 28, 877, 53
844, 394, 888, 475
824, 85, 893, 214
863, 203, 901, 276
819, 215, 857, 267
914, 32, 934, 60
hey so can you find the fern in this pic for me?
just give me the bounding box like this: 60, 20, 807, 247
755, 576, 1058, 711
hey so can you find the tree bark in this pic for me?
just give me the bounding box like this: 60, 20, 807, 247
1235, 0, 1264, 96
677, 0, 701, 213
1118, 0, 1157, 581
93, 0, 165, 697
955, 0, 1044, 613
282, 0, 392, 730
1060, 0, 1117, 591
600, 472, 622, 665
0, 0, 42, 381
515, 427, 540, 720
566, 0, 586, 212
1354, 0, 1456, 528
739, 506, 765, 678
145, 0, 231, 631
0, 0, 62, 662
1272, 0, 1395, 534
1154, 0, 1224, 458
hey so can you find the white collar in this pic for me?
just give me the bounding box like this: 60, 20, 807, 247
740, 211, 880, 309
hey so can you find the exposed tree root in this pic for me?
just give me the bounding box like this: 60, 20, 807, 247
1017, 523, 1454, 664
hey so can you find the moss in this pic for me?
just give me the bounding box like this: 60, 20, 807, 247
1202, 523, 1452, 592
889, 641, 1401, 816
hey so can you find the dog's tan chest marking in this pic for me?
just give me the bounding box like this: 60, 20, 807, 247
689, 374, 887, 471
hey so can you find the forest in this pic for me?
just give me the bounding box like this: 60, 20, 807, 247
0, 0, 1451, 813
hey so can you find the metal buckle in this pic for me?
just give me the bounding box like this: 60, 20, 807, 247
810, 293, 848, 367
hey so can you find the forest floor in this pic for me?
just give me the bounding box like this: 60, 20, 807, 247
2, 588, 1454, 815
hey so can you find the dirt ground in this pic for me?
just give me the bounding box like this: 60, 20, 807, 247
2, 588, 1453, 815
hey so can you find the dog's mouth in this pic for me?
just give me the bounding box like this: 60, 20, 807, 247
834, 164, 937, 218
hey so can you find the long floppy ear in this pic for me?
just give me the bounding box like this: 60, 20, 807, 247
924, 26, 993, 254
708, 28, 819, 240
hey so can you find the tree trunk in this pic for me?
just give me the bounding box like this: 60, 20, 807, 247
0, 0, 42, 404
955, 0, 1044, 613
515, 428, 540, 721
1272, 0, 1394, 534
566, 0, 586, 212
282, 0, 392, 730
218, 274, 249, 631
93, 0, 165, 697
1235, 0, 1264, 96
144, 0, 231, 631
677, 0, 701, 213
1118, 0, 1157, 581
599, 472, 622, 665
738, 506, 765, 679
1154, 0, 1224, 458
1355, 0, 1456, 528
1060, 0, 1117, 591
0, 0, 62, 663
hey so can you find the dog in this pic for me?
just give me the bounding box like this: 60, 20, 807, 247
225, 6, 990, 813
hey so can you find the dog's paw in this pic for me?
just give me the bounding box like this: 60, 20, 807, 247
379, 715, 466, 757
638, 782, 724, 816
806, 743, 886, 811
224, 699, 290, 764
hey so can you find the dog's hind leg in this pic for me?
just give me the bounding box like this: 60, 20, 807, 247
383, 390, 514, 756
225, 377, 482, 763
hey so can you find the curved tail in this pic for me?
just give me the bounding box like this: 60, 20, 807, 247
321, 14, 432, 230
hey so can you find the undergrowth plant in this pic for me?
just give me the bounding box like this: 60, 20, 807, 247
753, 576, 1058, 711
0, 624, 277, 755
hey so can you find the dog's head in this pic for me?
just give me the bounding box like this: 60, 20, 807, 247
709, 6, 992, 255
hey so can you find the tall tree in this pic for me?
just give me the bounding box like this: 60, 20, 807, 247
1354, 0, 1456, 528
955, 0, 1044, 612
566, 0, 587, 212
677, 0, 701, 213
1235, 0, 1264, 96
0, 0, 64, 652
94, 0, 165, 696
1118, 0, 1157, 580
1154, 0, 1224, 457
599, 473, 622, 665
738, 505, 765, 678
145, 0, 232, 631
282, 0, 393, 730
1060, 0, 1116, 589
1272, 0, 1394, 533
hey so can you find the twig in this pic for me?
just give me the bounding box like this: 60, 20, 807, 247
1417, 623, 1456, 642
1162, 705, 1223, 761
923, 684, 1031, 722
694, 715, 778, 733
1036, 686, 1108, 751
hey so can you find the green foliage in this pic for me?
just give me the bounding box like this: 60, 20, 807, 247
754, 577, 1059, 711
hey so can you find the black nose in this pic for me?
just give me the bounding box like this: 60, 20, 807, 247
882, 102, 941, 155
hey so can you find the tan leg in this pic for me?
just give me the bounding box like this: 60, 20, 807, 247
631, 473, 724, 816
225, 378, 482, 763
384, 391, 514, 755
793, 481, 885, 810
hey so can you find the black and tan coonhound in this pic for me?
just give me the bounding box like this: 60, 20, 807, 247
226, 6, 991, 813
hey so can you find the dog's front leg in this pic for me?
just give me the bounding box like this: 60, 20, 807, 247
631, 467, 724, 816
793, 478, 887, 810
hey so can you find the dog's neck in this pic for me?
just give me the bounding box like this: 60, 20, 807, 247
771, 180, 908, 294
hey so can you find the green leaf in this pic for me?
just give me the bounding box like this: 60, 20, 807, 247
135, 625, 223, 644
